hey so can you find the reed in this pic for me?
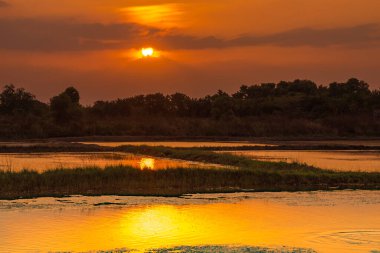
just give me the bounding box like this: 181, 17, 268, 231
0, 145, 379, 199
115, 145, 326, 173
1, 165, 379, 199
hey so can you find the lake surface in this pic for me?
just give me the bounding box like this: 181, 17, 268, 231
0, 190, 379, 253
2, 139, 380, 148
272, 139, 380, 147
0, 152, 223, 172
76, 139, 380, 148
77, 141, 276, 148
223, 150, 380, 172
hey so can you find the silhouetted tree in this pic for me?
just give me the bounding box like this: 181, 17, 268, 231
50, 87, 82, 123
0, 84, 36, 115
210, 90, 236, 119
144, 93, 171, 115
169, 93, 192, 117
1, 78, 379, 138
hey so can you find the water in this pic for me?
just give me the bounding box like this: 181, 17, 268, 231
2, 139, 380, 148
0, 152, 223, 172
77, 141, 275, 148
272, 139, 380, 147
0, 191, 379, 253
76, 139, 380, 148
223, 150, 380, 172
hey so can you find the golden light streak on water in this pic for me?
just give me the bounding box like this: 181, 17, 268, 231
0, 191, 379, 252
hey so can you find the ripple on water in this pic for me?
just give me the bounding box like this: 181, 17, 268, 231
311, 229, 380, 247
1, 191, 379, 253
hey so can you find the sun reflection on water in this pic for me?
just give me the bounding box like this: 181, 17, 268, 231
124, 206, 178, 238
139, 158, 155, 170
1, 192, 380, 252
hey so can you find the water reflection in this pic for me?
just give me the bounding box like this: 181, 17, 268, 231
77, 141, 275, 148
0, 191, 379, 253
139, 158, 155, 170
124, 206, 181, 241
224, 150, 380, 172
0, 153, 223, 172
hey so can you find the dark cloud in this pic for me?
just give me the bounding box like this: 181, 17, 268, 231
0, 18, 379, 52
0, 0, 9, 7
0, 18, 160, 51
157, 24, 380, 49
237, 24, 380, 48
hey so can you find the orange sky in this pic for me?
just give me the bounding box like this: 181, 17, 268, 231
0, 0, 380, 103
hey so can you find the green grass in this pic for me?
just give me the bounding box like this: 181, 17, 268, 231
0, 145, 379, 199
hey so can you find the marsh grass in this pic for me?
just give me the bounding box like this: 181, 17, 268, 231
0, 145, 379, 199
1, 165, 379, 199
0, 155, 14, 172
114, 145, 329, 173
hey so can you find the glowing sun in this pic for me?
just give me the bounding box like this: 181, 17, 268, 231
141, 47, 154, 57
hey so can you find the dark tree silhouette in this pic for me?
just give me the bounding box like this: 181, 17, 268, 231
0, 84, 36, 115
50, 87, 82, 123
0, 78, 379, 138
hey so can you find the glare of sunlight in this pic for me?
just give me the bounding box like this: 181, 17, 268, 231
139, 158, 155, 169
141, 47, 154, 57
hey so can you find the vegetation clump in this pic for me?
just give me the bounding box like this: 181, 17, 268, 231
0, 146, 379, 199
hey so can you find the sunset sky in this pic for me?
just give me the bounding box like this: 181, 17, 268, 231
1, 0, 380, 104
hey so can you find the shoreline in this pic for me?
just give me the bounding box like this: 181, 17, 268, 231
1, 189, 378, 207
2, 135, 380, 144
1, 142, 380, 153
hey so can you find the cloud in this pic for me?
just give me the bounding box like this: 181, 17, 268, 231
240, 24, 380, 48
156, 24, 380, 49
0, 18, 159, 51
0, 18, 379, 52
0, 0, 9, 7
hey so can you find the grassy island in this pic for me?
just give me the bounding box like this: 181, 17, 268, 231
0, 145, 379, 199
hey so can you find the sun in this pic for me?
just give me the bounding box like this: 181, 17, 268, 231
141, 47, 154, 57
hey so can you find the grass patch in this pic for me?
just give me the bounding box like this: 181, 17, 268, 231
0, 145, 379, 199
1, 165, 379, 199
115, 145, 328, 173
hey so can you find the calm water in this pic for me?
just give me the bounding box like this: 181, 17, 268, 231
223, 150, 380, 172
0, 191, 379, 253
0, 152, 223, 172
273, 139, 380, 147
77, 141, 275, 148
2, 139, 380, 148
77, 139, 380, 148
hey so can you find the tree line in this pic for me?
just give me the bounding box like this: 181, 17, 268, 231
1, 78, 380, 138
